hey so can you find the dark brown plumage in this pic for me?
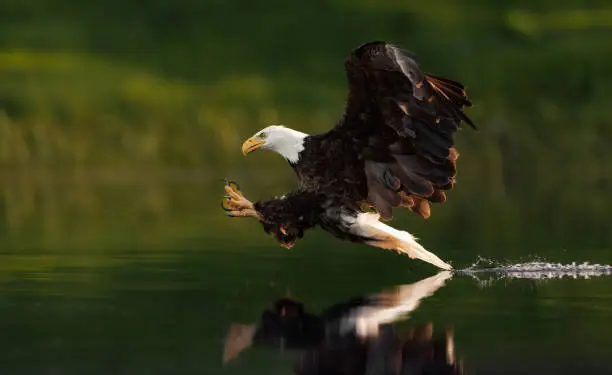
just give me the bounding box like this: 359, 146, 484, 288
294, 41, 474, 220
223, 41, 475, 269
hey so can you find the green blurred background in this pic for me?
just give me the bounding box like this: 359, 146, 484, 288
1, 2, 612, 374
1, 0, 611, 256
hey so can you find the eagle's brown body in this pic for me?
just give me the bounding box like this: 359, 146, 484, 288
225, 41, 475, 268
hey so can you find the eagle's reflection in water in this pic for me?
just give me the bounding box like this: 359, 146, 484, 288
224, 271, 467, 375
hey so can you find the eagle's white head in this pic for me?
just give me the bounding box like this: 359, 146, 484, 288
241, 125, 308, 163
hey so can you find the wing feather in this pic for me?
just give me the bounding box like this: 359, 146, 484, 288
339, 41, 475, 219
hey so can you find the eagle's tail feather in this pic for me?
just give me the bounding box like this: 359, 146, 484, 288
354, 212, 452, 270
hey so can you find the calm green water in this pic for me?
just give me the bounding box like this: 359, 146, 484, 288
1, 180, 611, 375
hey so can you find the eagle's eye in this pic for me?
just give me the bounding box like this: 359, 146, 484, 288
258, 132, 267, 139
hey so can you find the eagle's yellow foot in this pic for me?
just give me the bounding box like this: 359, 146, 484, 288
222, 180, 261, 220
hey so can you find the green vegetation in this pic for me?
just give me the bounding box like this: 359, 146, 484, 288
0, 0, 611, 255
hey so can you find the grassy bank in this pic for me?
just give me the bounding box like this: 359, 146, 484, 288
0, 0, 611, 252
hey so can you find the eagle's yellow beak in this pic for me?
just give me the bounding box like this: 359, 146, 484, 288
241, 136, 265, 155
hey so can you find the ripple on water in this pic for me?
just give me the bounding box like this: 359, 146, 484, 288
458, 255, 612, 282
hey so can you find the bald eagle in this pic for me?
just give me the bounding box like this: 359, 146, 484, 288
222, 41, 476, 270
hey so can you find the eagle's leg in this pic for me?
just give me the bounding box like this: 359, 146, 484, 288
222, 180, 261, 220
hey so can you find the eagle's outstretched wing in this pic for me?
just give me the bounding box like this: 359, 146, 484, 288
337, 41, 475, 219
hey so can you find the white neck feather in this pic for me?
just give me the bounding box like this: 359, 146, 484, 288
265, 126, 308, 163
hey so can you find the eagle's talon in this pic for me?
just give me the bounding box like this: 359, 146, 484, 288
224, 179, 241, 192
222, 197, 233, 211
221, 181, 260, 220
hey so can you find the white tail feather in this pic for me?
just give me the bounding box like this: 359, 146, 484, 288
353, 213, 452, 270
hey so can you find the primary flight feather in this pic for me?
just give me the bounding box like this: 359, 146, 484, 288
222, 41, 476, 270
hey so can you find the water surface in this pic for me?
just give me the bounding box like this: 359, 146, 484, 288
0, 180, 611, 375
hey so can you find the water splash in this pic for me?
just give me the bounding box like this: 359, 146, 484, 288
457, 256, 612, 286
